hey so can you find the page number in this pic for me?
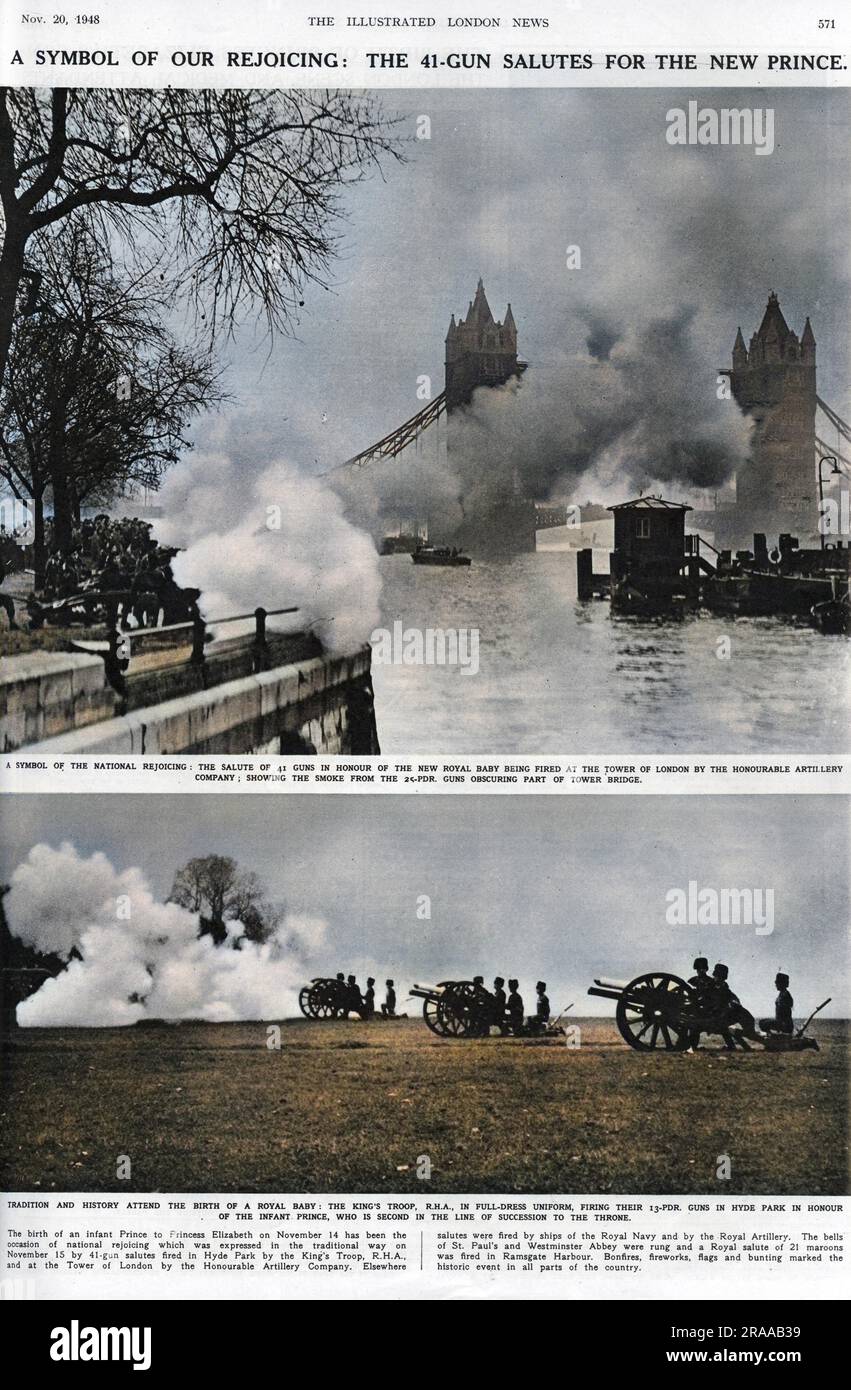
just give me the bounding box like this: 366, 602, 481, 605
817, 17, 836, 26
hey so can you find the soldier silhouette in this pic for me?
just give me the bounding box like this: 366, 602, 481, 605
506, 979, 524, 1034
528, 981, 550, 1033
492, 977, 508, 1034
686, 956, 712, 1050
713, 962, 761, 1049
760, 972, 794, 1035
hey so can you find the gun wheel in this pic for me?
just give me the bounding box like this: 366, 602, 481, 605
616, 972, 692, 1052
298, 986, 313, 1020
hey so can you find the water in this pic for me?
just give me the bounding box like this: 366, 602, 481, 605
372, 552, 850, 754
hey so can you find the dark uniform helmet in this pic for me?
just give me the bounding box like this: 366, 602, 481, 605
494, 976, 505, 988
775, 972, 789, 988
508, 979, 519, 991
713, 962, 729, 981
693, 957, 709, 971
536, 981, 547, 992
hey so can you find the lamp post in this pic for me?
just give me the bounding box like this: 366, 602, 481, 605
817, 455, 841, 550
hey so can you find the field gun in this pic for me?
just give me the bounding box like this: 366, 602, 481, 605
589, 973, 699, 1051
589, 973, 829, 1052
410, 980, 493, 1038
298, 977, 349, 1020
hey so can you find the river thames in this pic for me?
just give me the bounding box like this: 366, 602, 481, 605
371, 551, 849, 755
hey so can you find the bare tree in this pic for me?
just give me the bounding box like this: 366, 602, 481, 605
0, 218, 225, 566
0, 87, 402, 394
168, 855, 281, 944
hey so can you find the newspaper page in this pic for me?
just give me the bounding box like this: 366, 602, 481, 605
0, 0, 848, 1358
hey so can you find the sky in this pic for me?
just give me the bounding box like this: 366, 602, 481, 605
190, 86, 851, 489
2, 794, 846, 1019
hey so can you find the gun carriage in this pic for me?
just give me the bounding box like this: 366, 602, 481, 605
298, 977, 349, 1020
589, 973, 827, 1051
410, 980, 493, 1038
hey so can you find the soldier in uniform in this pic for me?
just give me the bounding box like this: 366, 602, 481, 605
759, 972, 794, 1035
361, 977, 376, 1019
506, 979, 524, 1034
686, 956, 713, 1050
471, 976, 493, 1036
492, 976, 508, 1034
334, 971, 347, 1017
382, 979, 397, 1018
712, 962, 761, 1049
527, 982, 550, 1033
346, 974, 361, 1017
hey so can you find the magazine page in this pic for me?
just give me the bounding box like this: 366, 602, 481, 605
0, 0, 847, 1361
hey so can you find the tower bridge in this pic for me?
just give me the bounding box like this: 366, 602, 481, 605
333, 282, 850, 553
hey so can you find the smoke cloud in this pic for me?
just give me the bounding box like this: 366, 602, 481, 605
7, 842, 326, 1027
156, 452, 382, 654
333, 308, 753, 541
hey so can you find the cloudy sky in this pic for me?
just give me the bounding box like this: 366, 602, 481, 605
2, 794, 846, 1018
192, 86, 851, 484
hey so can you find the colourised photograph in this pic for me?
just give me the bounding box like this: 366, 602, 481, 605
1, 793, 846, 1195
0, 86, 849, 757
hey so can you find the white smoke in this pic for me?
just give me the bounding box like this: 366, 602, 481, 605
7, 842, 326, 1028
156, 452, 382, 655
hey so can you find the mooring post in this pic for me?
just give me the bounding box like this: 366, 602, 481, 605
190, 613, 206, 665
103, 622, 122, 693
576, 548, 594, 600
254, 606, 267, 647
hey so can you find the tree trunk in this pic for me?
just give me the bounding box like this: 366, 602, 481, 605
32, 489, 45, 588
0, 228, 25, 400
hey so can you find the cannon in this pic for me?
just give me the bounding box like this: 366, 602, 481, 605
410, 980, 494, 1038
589, 973, 700, 1051
589, 974, 828, 1052
298, 977, 350, 1020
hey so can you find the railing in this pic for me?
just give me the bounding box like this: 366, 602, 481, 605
60, 595, 300, 692
111, 605, 300, 670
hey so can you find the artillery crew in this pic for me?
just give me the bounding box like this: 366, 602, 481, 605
712, 962, 761, 1049
362, 978, 376, 1019
686, 956, 713, 1050
506, 980, 524, 1034
492, 977, 508, 1033
528, 981, 550, 1033
382, 979, 397, 1017
760, 973, 794, 1035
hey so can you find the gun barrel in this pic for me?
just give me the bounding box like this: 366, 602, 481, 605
588, 985, 622, 1001
410, 983, 443, 1001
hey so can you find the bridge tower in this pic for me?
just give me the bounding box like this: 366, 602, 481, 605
443, 279, 535, 551
444, 278, 520, 411
721, 291, 817, 546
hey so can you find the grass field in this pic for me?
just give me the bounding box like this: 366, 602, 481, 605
1, 1017, 847, 1195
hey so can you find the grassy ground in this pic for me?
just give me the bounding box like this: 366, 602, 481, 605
1, 1017, 846, 1195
